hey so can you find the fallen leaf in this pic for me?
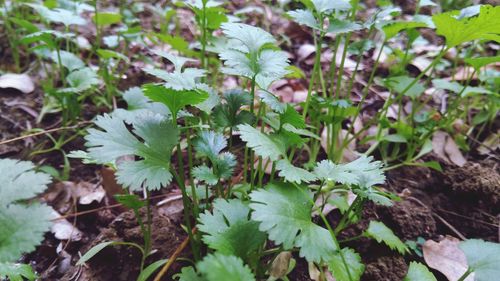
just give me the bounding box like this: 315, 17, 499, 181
50, 210, 83, 241
423, 236, 474, 281
432, 131, 467, 167
74, 181, 106, 205
0, 73, 35, 93
269, 251, 292, 279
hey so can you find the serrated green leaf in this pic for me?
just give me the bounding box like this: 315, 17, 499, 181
213, 89, 254, 129
281, 105, 306, 129
221, 23, 275, 53
194, 131, 227, 160
328, 248, 364, 281
365, 221, 408, 254
0, 204, 52, 262
142, 84, 208, 116
276, 160, 317, 184
177, 253, 256, 281
198, 199, 266, 262
433, 5, 500, 48
193, 165, 219, 185
51, 50, 84, 72
0, 159, 52, 264
27, 4, 85, 26
403, 262, 437, 281
381, 21, 427, 40
238, 124, 285, 161
314, 156, 385, 187
219, 23, 289, 89
0, 262, 37, 281
85, 113, 178, 190
327, 19, 363, 34
58, 67, 99, 93
0, 159, 51, 205
310, 0, 351, 13
249, 183, 337, 263
259, 91, 287, 113
288, 9, 320, 30
459, 239, 500, 281
113, 87, 171, 123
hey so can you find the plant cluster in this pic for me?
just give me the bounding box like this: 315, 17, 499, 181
1, 0, 499, 280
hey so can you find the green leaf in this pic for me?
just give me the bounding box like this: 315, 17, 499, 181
113, 87, 171, 123
259, 90, 286, 113
142, 84, 208, 117
365, 221, 408, 254
327, 19, 363, 34
76, 242, 115, 265
193, 165, 219, 185
433, 5, 500, 48
177, 253, 256, 281
96, 49, 129, 63
51, 50, 84, 72
194, 131, 227, 160
237, 124, 286, 161
198, 199, 266, 262
464, 56, 500, 70
85, 113, 179, 190
93, 12, 122, 26
288, 9, 320, 30
0, 159, 52, 263
219, 23, 289, 89
328, 248, 365, 281
221, 23, 276, 53
137, 259, 168, 281
276, 160, 317, 184
281, 105, 306, 129
383, 134, 407, 143
385, 76, 425, 98
459, 239, 500, 281
310, 0, 351, 13
27, 4, 85, 26
59, 67, 99, 93
213, 89, 254, 129
249, 183, 337, 263
381, 21, 427, 40
432, 78, 491, 97
0, 159, 51, 205
114, 194, 146, 210
0, 262, 37, 281
313, 156, 385, 187
403, 262, 437, 281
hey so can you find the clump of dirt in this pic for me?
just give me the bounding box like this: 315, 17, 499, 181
61, 208, 186, 281
377, 200, 437, 241
363, 255, 408, 281
444, 160, 500, 205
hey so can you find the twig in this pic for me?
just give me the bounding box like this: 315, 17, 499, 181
51, 193, 171, 221
0, 121, 92, 146
407, 196, 467, 240
153, 228, 197, 281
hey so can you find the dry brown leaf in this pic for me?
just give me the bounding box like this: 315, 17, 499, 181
432, 131, 467, 167
423, 236, 474, 281
269, 251, 292, 279
477, 131, 499, 155
0, 73, 35, 93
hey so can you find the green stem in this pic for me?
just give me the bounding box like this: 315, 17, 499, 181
457, 268, 473, 281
